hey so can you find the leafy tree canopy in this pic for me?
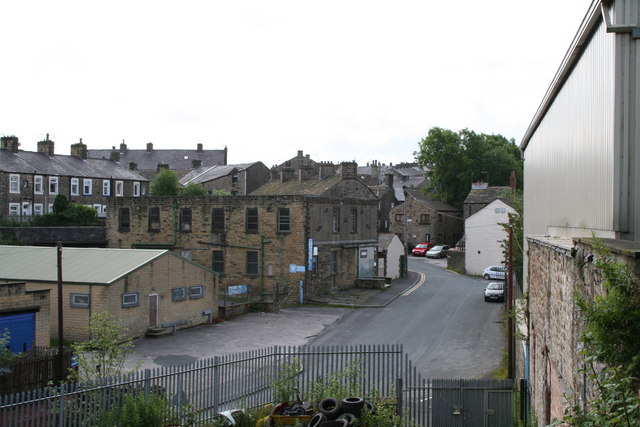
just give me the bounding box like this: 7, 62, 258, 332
181, 182, 209, 196
32, 195, 98, 226
150, 169, 181, 196
414, 127, 523, 207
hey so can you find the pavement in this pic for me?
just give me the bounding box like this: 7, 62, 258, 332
124, 271, 420, 371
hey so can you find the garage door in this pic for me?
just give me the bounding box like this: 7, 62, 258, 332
0, 312, 35, 353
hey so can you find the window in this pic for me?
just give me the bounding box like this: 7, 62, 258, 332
34, 176, 43, 194
70, 293, 90, 308
420, 213, 430, 224
246, 208, 258, 233
49, 177, 58, 195
122, 292, 140, 308
115, 181, 124, 197
246, 251, 259, 275
9, 174, 19, 194
330, 251, 338, 274
103, 180, 111, 196
189, 286, 204, 299
172, 287, 187, 301
350, 208, 357, 233
425, 233, 431, 242
34, 204, 43, 216
332, 208, 340, 233
22, 202, 31, 216
8, 203, 20, 216
180, 208, 192, 232
212, 250, 224, 273
93, 204, 104, 217
395, 213, 404, 222
133, 182, 140, 197
211, 208, 225, 232
70, 178, 79, 196
47, 204, 53, 213
232, 174, 238, 183
438, 214, 443, 223
278, 208, 290, 232
83, 179, 92, 196
119, 208, 130, 231
181, 249, 192, 260
148, 207, 160, 231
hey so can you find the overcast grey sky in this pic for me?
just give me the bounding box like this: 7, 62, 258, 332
1, 0, 591, 167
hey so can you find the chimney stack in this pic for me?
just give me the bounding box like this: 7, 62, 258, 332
509, 171, 517, 190
318, 161, 335, 179
197, 143, 203, 152
120, 140, 127, 152
70, 138, 87, 159
147, 142, 153, 152
340, 161, 358, 179
37, 135, 54, 156
281, 167, 295, 183
385, 173, 394, 188
1, 136, 20, 153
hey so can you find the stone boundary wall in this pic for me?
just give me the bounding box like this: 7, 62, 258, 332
526, 235, 639, 425
0, 226, 106, 246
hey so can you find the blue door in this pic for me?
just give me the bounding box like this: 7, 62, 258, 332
0, 312, 36, 353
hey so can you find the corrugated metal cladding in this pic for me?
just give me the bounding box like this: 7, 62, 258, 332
524, 20, 615, 238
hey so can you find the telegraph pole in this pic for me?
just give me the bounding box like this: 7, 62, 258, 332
57, 241, 65, 382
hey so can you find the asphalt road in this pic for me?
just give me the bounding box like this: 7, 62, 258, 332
308, 257, 506, 378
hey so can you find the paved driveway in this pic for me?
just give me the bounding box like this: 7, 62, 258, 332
124, 306, 349, 371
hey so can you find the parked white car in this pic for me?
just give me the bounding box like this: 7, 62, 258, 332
484, 282, 504, 302
483, 265, 506, 280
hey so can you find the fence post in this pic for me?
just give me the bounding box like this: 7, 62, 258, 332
58, 382, 66, 427
212, 356, 220, 415
396, 377, 403, 417
144, 369, 151, 398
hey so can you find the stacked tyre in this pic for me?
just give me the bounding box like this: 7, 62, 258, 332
309, 396, 374, 427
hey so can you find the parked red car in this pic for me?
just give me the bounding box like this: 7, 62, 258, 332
411, 242, 435, 256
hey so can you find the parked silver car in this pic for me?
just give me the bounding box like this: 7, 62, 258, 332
483, 265, 506, 280
484, 282, 504, 302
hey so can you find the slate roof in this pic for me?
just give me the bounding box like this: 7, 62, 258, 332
87, 146, 227, 171
250, 175, 344, 196
0, 150, 149, 181
180, 163, 257, 185
405, 189, 459, 212
463, 186, 513, 205
0, 246, 170, 285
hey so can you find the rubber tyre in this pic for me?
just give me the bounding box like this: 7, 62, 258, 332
363, 400, 376, 415
317, 421, 348, 427
483, 274, 491, 280
308, 412, 327, 427
340, 397, 364, 417
336, 413, 357, 425
318, 397, 342, 419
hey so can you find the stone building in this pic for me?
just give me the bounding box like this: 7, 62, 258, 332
179, 162, 270, 195
0, 245, 217, 341
0, 281, 50, 352
107, 161, 379, 302
0, 135, 149, 220
389, 188, 463, 249
88, 141, 227, 180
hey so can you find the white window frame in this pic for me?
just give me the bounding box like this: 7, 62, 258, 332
115, 181, 124, 197
8, 203, 20, 216
9, 174, 20, 194
21, 202, 32, 216
47, 204, 53, 213
49, 177, 59, 195
103, 180, 111, 196
33, 204, 44, 216
70, 293, 90, 308
189, 285, 204, 299
83, 179, 92, 196
133, 182, 140, 197
122, 292, 140, 308
34, 175, 43, 195
70, 178, 80, 196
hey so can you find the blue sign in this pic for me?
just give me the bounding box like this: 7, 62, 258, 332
308, 239, 314, 270
296, 265, 306, 273
227, 284, 248, 295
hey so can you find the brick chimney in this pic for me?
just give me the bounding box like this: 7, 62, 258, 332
70, 138, 87, 159
37, 134, 54, 156
340, 161, 358, 179
318, 161, 335, 179
110, 147, 120, 162
197, 143, 203, 153
1, 136, 20, 153
146, 142, 153, 152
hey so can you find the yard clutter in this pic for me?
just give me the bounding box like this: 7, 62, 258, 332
266, 396, 380, 426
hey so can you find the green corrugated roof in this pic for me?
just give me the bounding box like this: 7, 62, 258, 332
0, 246, 168, 285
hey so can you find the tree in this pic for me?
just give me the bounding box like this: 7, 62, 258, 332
32, 195, 98, 226
181, 182, 208, 196
150, 169, 180, 196
414, 127, 523, 207
69, 311, 136, 383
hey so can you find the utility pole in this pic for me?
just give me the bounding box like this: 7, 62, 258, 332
56, 241, 64, 383
507, 219, 514, 379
